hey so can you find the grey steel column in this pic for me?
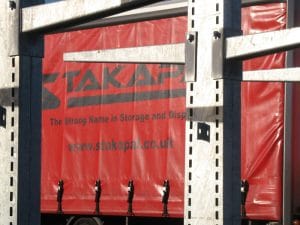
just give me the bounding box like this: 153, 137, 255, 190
0, 2, 20, 224
184, 1, 241, 225
0, 0, 42, 224
283, 0, 294, 225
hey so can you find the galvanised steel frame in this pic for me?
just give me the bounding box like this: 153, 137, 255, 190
0, 1, 298, 225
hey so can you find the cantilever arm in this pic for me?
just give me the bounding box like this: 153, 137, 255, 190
64, 43, 185, 64
226, 27, 300, 60
22, 0, 160, 33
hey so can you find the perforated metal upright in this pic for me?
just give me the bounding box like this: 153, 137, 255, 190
0, 1, 43, 225
184, 1, 241, 225
0, 3, 19, 224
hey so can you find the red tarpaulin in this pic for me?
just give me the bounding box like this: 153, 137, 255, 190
241, 3, 286, 221
42, 3, 287, 220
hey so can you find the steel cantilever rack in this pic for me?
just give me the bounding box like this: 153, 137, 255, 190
0, 0, 298, 225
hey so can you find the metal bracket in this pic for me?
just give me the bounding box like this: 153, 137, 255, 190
0, 106, 6, 128
212, 29, 223, 79
212, 29, 243, 80
185, 31, 197, 82
197, 123, 210, 142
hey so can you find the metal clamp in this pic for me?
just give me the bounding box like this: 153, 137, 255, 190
241, 180, 249, 217
127, 180, 134, 216
95, 180, 101, 214
57, 180, 64, 214
162, 180, 170, 217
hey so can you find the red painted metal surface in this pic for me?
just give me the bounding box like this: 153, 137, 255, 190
41, 3, 286, 220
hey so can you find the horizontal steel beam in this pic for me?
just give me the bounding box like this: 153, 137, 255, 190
60, 0, 284, 31
243, 68, 300, 82
64, 45, 300, 83
64, 43, 185, 64
22, 0, 285, 33
226, 27, 300, 60
242, 0, 285, 7
64, 0, 187, 31
65, 25, 300, 63
21, 0, 160, 33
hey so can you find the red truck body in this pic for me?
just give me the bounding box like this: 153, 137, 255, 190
41, 2, 300, 222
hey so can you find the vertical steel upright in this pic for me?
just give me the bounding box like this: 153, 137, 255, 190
283, 1, 294, 224
184, 1, 241, 225
0, 3, 19, 224
0, 1, 42, 225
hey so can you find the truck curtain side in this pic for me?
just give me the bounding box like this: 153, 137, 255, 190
241, 3, 286, 221
41, 2, 300, 224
